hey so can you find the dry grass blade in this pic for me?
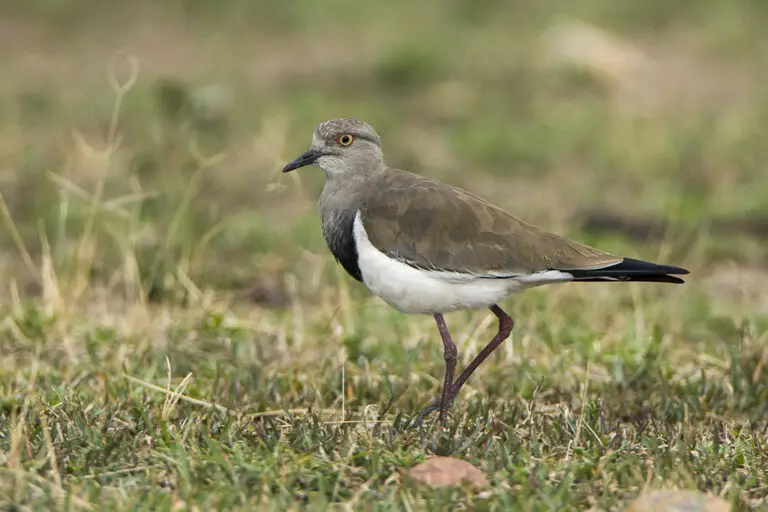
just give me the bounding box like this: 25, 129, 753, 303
125, 374, 232, 415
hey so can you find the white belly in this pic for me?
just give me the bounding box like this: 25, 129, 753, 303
352, 212, 532, 314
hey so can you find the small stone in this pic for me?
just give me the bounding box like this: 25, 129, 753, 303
407, 456, 488, 489
625, 490, 731, 512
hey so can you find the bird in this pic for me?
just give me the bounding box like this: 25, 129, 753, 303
282, 118, 690, 426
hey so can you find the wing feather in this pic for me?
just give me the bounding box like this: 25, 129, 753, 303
359, 169, 621, 277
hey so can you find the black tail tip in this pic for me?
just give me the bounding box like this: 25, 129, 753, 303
568, 257, 690, 284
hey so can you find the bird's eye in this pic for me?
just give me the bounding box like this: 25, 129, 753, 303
338, 134, 354, 146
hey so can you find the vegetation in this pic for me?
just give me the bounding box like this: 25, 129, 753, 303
1, 1, 767, 509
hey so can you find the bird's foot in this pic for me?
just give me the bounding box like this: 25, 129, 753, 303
411, 394, 456, 429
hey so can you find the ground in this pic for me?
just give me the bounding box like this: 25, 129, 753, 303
0, 1, 767, 510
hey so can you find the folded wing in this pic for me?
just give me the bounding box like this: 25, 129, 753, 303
359, 170, 688, 283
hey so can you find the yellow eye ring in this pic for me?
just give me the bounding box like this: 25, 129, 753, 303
338, 134, 354, 146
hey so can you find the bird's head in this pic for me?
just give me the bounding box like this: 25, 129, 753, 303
282, 118, 385, 178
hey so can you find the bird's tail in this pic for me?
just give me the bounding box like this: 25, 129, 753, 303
567, 257, 690, 284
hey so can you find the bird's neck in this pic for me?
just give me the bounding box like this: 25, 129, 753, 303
318, 169, 381, 222
321, 173, 366, 205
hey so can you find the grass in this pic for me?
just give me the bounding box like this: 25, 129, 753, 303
1, 1, 768, 510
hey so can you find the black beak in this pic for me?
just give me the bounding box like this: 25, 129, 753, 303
282, 149, 325, 173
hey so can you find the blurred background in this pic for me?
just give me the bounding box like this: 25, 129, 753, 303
0, 0, 766, 308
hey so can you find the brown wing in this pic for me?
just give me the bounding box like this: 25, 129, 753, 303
359, 169, 621, 276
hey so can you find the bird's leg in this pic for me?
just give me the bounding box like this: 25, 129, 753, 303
413, 305, 514, 428
447, 305, 514, 400
432, 313, 457, 425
